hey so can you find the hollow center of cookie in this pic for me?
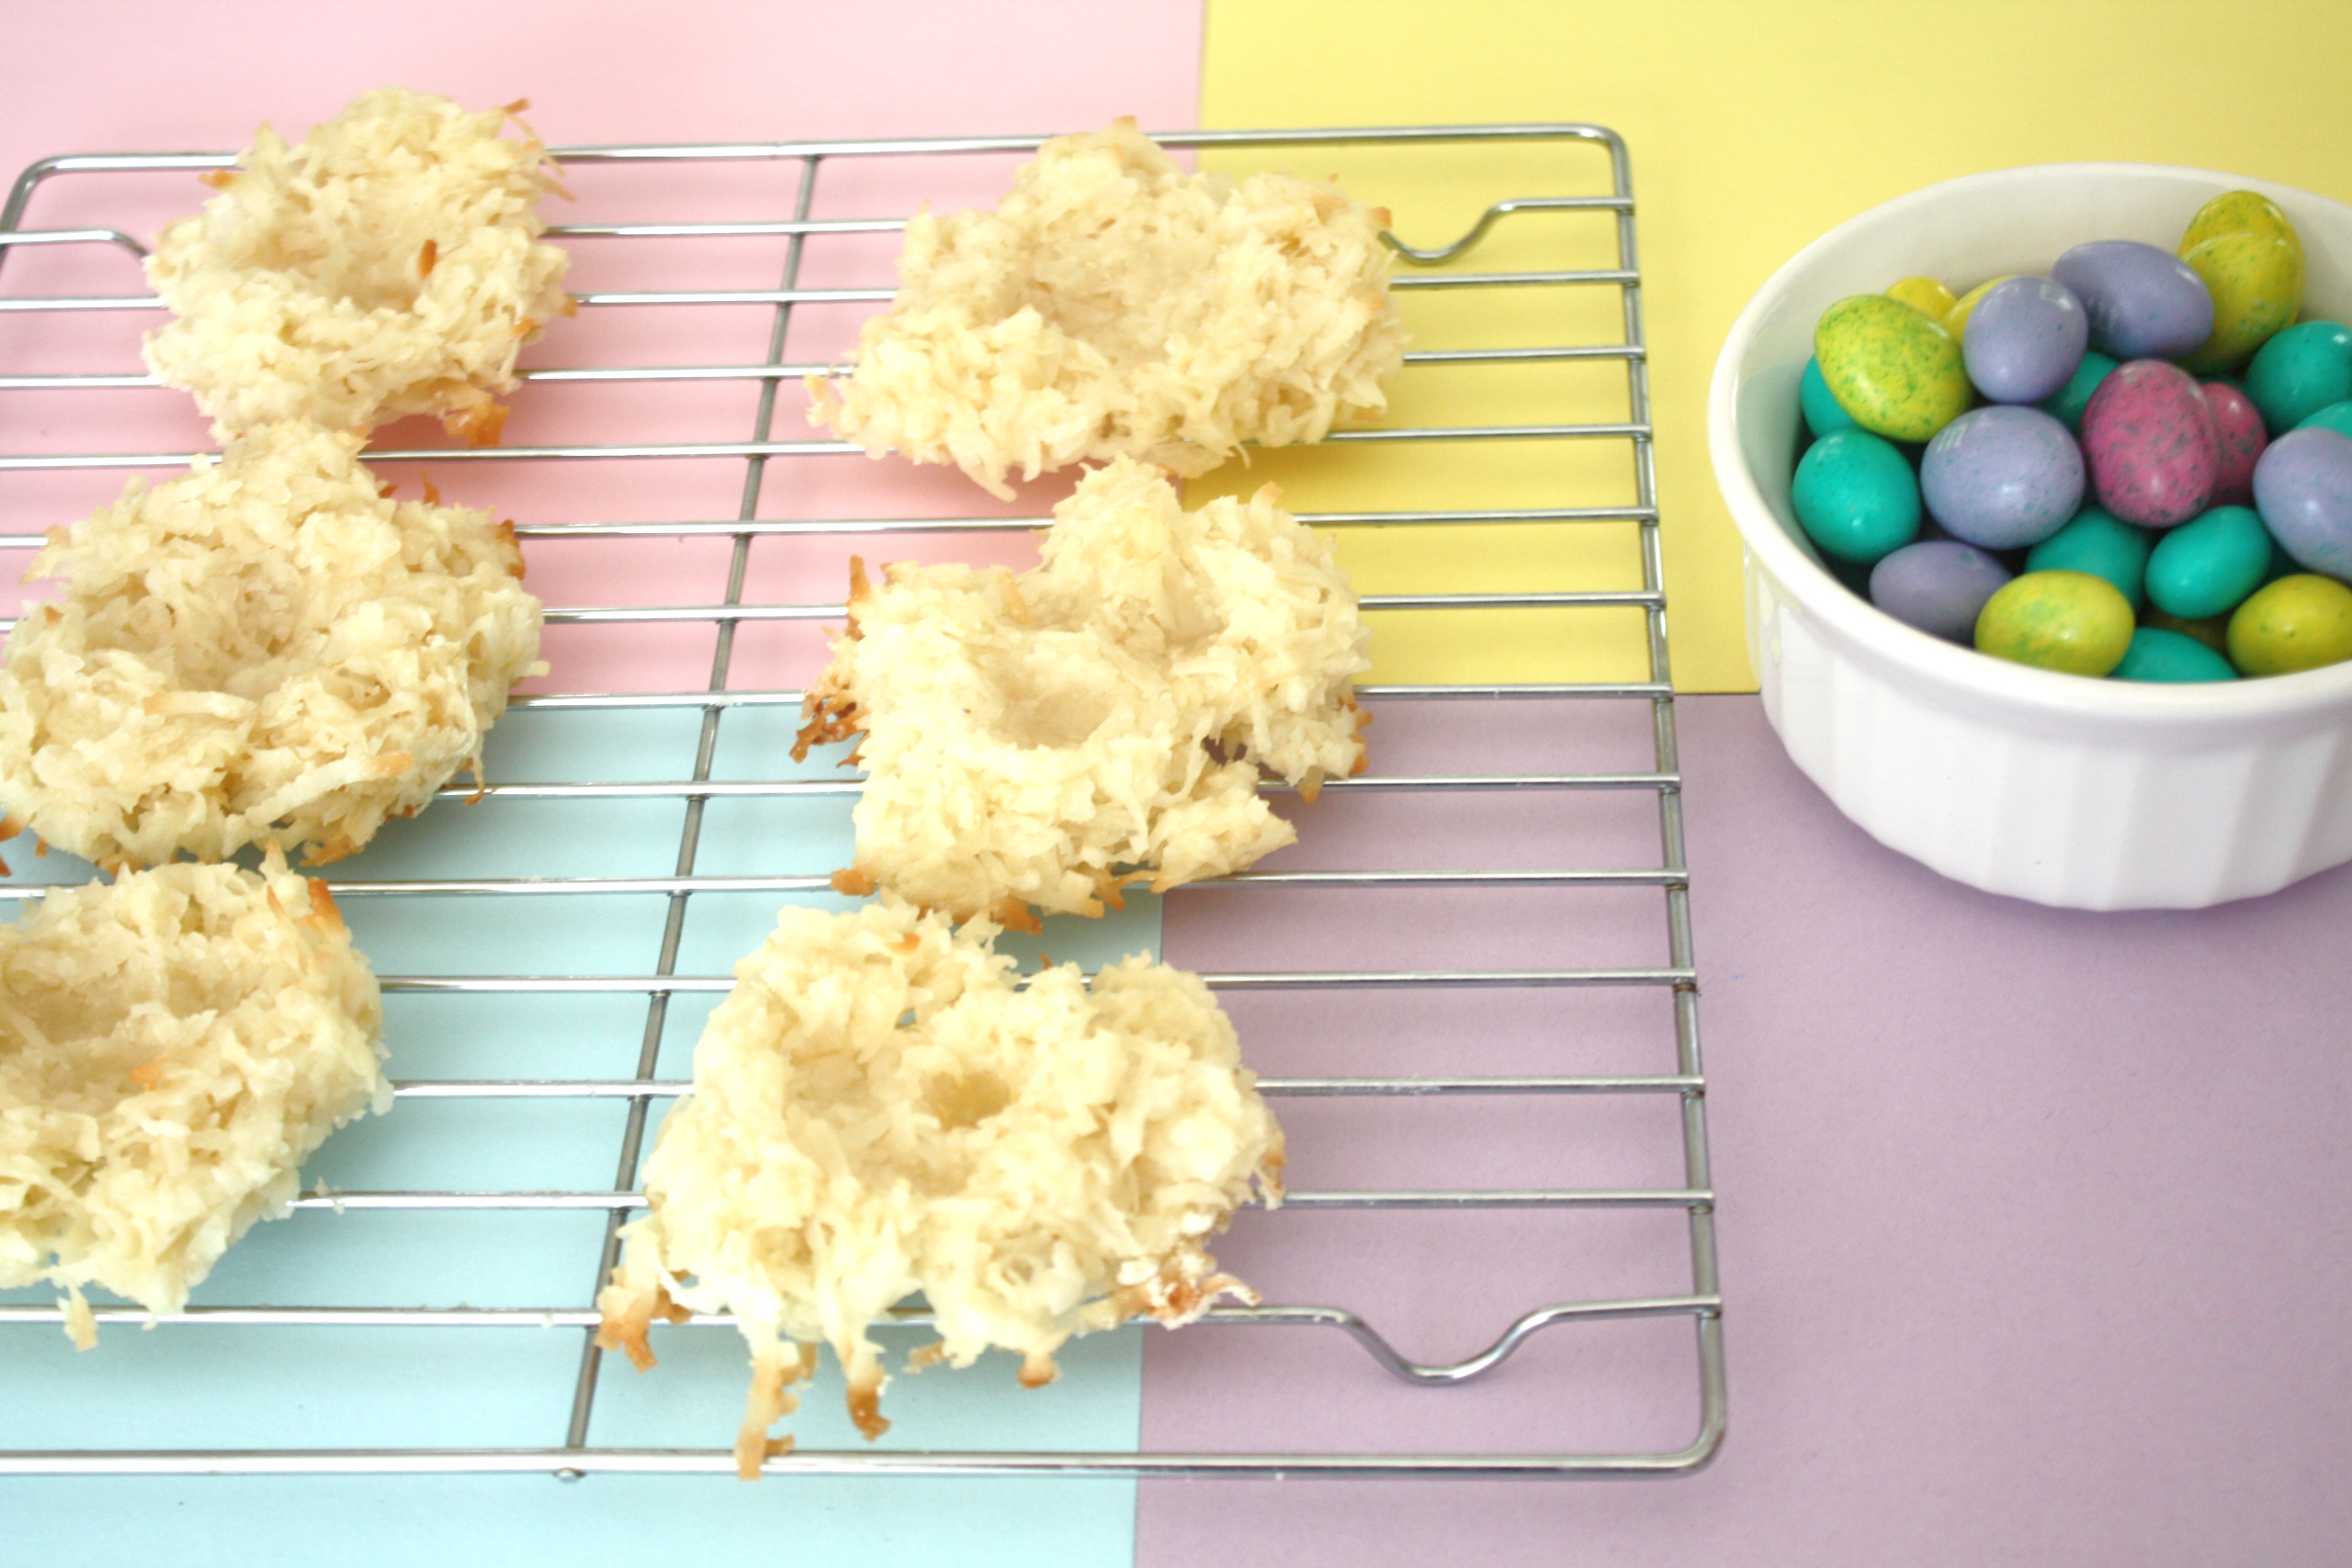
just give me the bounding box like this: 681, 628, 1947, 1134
973, 645, 1116, 749
924, 1068, 1011, 1131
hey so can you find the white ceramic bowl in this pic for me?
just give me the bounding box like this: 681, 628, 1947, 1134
1708, 164, 2352, 910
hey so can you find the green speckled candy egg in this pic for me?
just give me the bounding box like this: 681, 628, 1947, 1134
2179, 229, 2304, 373
1815, 295, 1972, 443
1974, 570, 2136, 676
2227, 574, 2352, 675
2181, 190, 2302, 258
2112, 626, 2240, 682
1792, 429, 1921, 562
2039, 350, 2118, 433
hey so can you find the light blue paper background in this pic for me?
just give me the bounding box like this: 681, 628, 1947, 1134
0, 701, 1160, 1562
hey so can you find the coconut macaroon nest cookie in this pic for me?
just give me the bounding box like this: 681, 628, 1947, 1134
808, 118, 1406, 498
794, 455, 1370, 924
595, 897, 1283, 1478
0, 854, 386, 1343
0, 421, 544, 870
144, 87, 571, 444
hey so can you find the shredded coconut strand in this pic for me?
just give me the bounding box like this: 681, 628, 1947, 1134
794, 456, 1369, 922
594, 897, 1283, 1478
144, 87, 570, 443
809, 118, 1405, 498
0, 422, 545, 869
0, 853, 386, 1339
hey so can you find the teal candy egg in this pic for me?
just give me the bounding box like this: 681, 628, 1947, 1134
2296, 400, 2352, 440
2244, 319, 2352, 434
2145, 504, 2275, 620
2039, 350, 2117, 432
2112, 626, 2240, 682
2025, 505, 2150, 608
1801, 356, 1860, 437
1792, 429, 1921, 563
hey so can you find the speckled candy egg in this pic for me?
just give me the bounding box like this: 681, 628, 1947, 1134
2300, 401, 2352, 442
2228, 574, 2352, 676
1920, 405, 2084, 548
2025, 505, 2149, 607
2112, 626, 2239, 682
2202, 379, 2268, 505
1962, 276, 2088, 404
2051, 240, 2215, 361
1792, 429, 1921, 563
1814, 295, 1971, 442
1974, 570, 2136, 676
2179, 190, 2304, 373
1885, 276, 1957, 323
2251, 425, 2352, 579
2080, 360, 2219, 527
2145, 505, 2273, 620
2244, 320, 2352, 434
1869, 538, 2012, 641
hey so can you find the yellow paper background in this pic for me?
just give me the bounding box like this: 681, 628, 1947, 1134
1200, 0, 2352, 689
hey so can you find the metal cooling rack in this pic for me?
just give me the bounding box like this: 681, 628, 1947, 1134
0, 123, 1722, 1479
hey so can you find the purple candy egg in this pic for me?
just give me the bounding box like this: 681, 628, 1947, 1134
1919, 405, 2086, 548
2252, 425, 2352, 579
2081, 360, 2219, 527
1962, 276, 2088, 404
1869, 539, 2015, 641
2201, 380, 2268, 508
2051, 239, 2217, 361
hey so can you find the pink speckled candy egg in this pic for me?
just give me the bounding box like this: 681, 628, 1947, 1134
2081, 360, 2220, 527
2201, 379, 2268, 507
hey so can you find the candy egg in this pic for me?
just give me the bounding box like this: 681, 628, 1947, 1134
1792, 429, 1921, 563
1920, 405, 2083, 548
2179, 228, 2303, 372
2025, 505, 2149, 607
2250, 424, 2352, 578
1962, 276, 2088, 404
2039, 350, 2117, 432
2112, 626, 2239, 682
2051, 240, 2215, 361
1815, 295, 1972, 442
2181, 190, 2302, 257
1869, 538, 2012, 641
1886, 276, 1957, 323
2202, 379, 2268, 505
1800, 356, 1860, 437
1974, 570, 2136, 676
2227, 574, 2352, 675
2144, 504, 2273, 620
2080, 360, 2219, 527
2243, 319, 2352, 434
2299, 401, 2352, 441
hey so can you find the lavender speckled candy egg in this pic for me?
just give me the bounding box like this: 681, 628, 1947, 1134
2052, 240, 2216, 361
2202, 379, 2268, 507
1919, 405, 2085, 548
2081, 360, 2220, 527
1869, 539, 2014, 641
2252, 426, 2352, 579
1962, 276, 2088, 404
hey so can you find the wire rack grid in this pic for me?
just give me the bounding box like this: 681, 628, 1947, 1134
0, 122, 1722, 1480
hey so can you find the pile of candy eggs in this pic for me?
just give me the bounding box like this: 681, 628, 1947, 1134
1794, 189, 2352, 682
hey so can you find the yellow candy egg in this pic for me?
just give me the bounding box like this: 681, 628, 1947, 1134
1814, 295, 1972, 443
2176, 192, 2306, 372
1944, 275, 2019, 346
1886, 275, 1958, 323
2226, 574, 2352, 676
2181, 190, 2302, 261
